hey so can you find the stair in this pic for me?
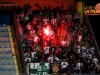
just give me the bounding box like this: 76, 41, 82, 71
0, 24, 16, 75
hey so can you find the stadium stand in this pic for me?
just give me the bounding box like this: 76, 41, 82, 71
0, 24, 16, 75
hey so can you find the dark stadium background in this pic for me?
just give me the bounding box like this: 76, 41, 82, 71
83, 0, 100, 48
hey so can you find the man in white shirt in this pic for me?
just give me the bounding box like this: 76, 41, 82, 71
61, 38, 67, 47
43, 17, 49, 26
25, 56, 31, 64
26, 22, 32, 31
78, 33, 82, 42
87, 52, 92, 59
31, 51, 36, 61
30, 28, 35, 37
61, 59, 68, 73
53, 55, 59, 63
92, 56, 98, 67
33, 34, 39, 45
48, 54, 53, 63
44, 45, 50, 59
76, 44, 81, 54
75, 60, 81, 70
51, 17, 57, 26
66, 12, 72, 22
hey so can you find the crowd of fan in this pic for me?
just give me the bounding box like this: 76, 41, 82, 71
16, 8, 100, 74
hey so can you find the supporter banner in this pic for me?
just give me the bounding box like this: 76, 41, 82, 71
50, 63, 61, 75
0, 4, 18, 6
29, 63, 50, 75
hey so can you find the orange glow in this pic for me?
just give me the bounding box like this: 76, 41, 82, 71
0, 0, 74, 10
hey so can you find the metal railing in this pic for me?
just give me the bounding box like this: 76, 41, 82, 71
12, 9, 27, 73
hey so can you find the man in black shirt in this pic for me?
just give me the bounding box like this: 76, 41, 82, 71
50, 46, 56, 55
89, 59, 96, 74
58, 48, 63, 62
37, 50, 43, 62
33, 54, 39, 63
68, 55, 76, 72
83, 59, 89, 74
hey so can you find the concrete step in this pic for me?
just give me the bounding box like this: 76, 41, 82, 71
0, 59, 13, 62
0, 54, 12, 56
0, 42, 11, 45
0, 48, 12, 50
0, 32, 8, 34
0, 65, 15, 68
0, 27, 7, 29
0, 71, 15, 74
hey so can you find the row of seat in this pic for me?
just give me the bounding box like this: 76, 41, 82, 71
0, 34, 9, 37
0, 62, 14, 65
0, 40, 10, 43
0, 29, 8, 32
0, 68, 15, 71
0, 50, 12, 54
0, 45, 11, 48
0, 24, 7, 27
0, 74, 16, 75
0, 56, 13, 59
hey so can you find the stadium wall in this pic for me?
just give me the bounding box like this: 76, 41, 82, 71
0, 0, 74, 10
